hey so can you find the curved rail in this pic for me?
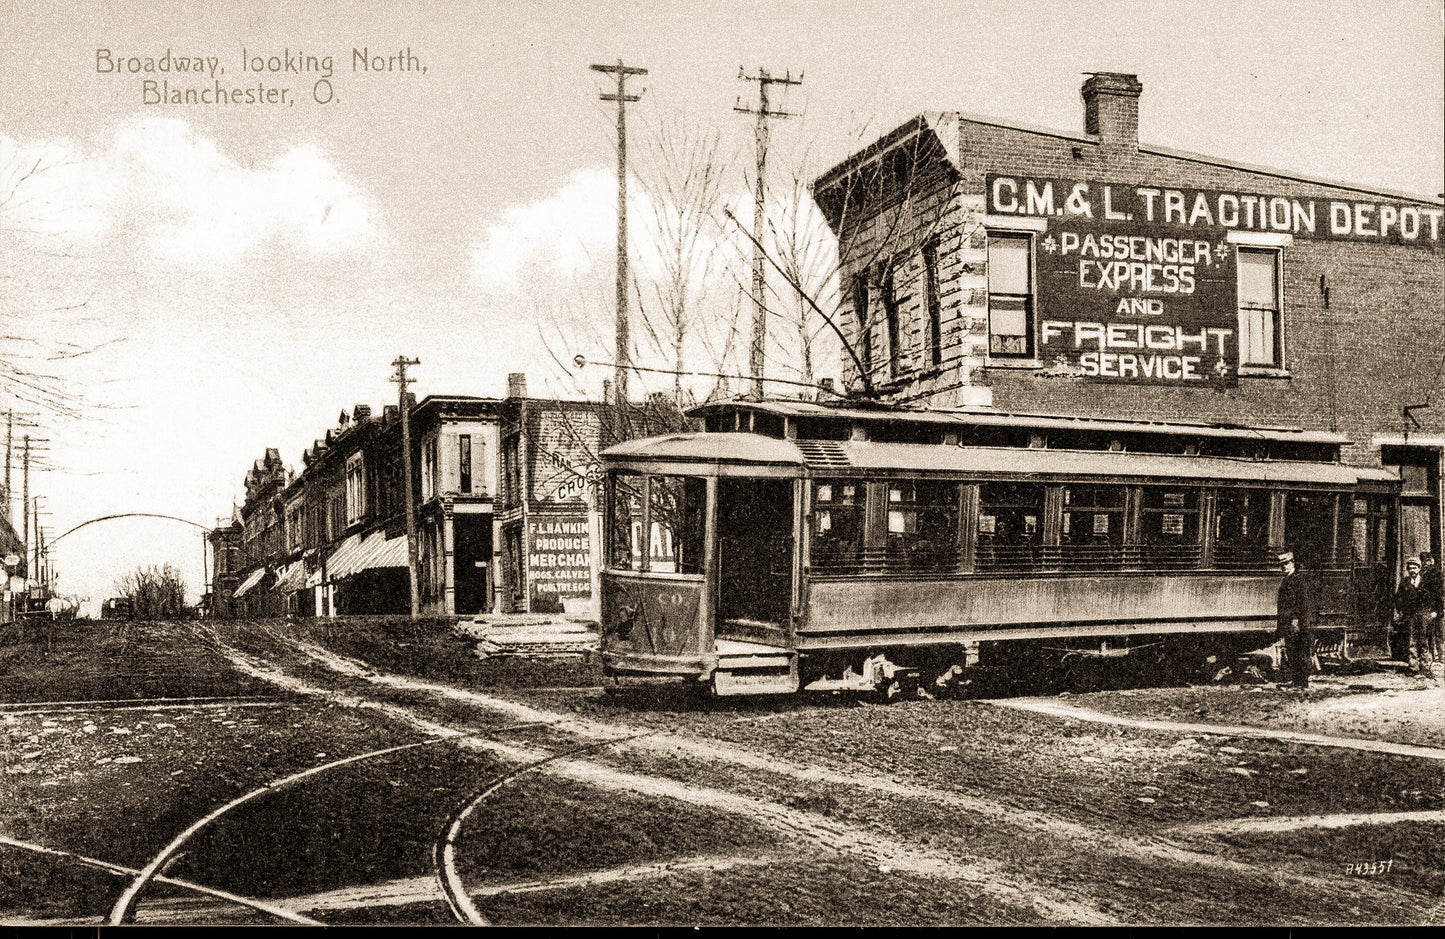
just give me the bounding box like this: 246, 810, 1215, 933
108, 721, 555, 925
0, 834, 322, 925
433, 732, 656, 925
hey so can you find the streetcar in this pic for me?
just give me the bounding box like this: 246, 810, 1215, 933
598, 400, 1401, 697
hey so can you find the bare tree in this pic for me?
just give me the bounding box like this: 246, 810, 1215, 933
0, 144, 123, 428
722, 118, 968, 400
114, 563, 188, 621
633, 116, 732, 404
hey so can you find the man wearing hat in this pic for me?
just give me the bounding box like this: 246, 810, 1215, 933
1275, 551, 1316, 689
1420, 552, 1443, 663
1394, 556, 1438, 679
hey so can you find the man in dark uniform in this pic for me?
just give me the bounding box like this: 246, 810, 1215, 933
1394, 556, 1437, 679
1275, 550, 1316, 689
1419, 552, 1443, 664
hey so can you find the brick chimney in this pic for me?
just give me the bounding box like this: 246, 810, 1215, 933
507, 372, 528, 399
1082, 72, 1142, 150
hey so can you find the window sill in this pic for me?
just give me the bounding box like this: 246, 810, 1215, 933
983, 359, 1043, 370
1237, 366, 1291, 379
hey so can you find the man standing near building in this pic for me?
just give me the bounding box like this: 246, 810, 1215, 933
1393, 557, 1437, 680
1276, 551, 1316, 690
1419, 552, 1443, 666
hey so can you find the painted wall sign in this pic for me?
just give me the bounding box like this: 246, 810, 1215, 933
989, 174, 1243, 385
988, 176, 1442, 245
527, 515, 593, 610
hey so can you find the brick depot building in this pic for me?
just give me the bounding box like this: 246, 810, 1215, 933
810, 72, 1443, 567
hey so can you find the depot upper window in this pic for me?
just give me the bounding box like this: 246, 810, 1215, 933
1237, 246, 1282, 367
987, 232, 1034, 358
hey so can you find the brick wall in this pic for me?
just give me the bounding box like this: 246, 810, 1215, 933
821, 108, 1445, 456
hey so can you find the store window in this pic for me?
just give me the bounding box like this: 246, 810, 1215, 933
458, 434, 472, 494
851, 272, 872, 376
881, 263, 903, 379
1237, 247, 1282, 366
988, 232, 1033, 357
345, 453, 366, 525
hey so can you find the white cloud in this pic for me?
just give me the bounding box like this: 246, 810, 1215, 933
0, 120, 380, 265
470, 167, 616, 293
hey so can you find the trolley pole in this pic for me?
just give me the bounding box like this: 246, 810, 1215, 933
590, 59, 647, 411
391, 356, 421, 618
736, 67, 802, 399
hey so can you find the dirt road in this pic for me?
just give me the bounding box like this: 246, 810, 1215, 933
3, 618, 1442, 926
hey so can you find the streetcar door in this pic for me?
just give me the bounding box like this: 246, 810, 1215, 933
716, 477, 795, 643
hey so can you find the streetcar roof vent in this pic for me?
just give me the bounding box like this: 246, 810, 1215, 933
795, 440, 853, 467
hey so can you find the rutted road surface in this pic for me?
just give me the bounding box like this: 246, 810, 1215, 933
206, 628, 1439, 925
5, 619, 1442, 926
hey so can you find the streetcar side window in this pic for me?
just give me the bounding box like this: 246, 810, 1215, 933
1061, 485, 1127, 567
607, 472, 646, 570
1139, 487, 1202, 568
886, 480, 961, 570
812, 479, 863, 569
1284, 491, 1339, 571
1214, 488, 1271, 569
977, 481, 1045, 571
648, 475, 707, 575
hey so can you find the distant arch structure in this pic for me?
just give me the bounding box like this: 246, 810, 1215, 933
50, 513, 214, 546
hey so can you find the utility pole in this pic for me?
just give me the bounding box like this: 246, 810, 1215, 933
22, 436, 30, 579
736, 67, 802, 399
4, 411, 39, 530
590, 59, 647, 410
391, 356, 421, 618
5, 412, 12, 530
21, 435, 49, 584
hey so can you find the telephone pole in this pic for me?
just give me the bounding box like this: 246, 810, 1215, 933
736, 67, 802, 399
21, 435, 49, 585
391, 356, 421, 618
590, 59, 647, 409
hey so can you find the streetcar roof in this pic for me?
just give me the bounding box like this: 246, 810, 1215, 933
843, 442, 1399, 488
687, 399, 1349, 445
604, 433, 805, 466
602, 433, 1398, 489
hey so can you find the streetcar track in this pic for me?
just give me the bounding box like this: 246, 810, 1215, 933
0, 834, 321, 925
251, 635, 1426, 910
106, 719, 558, 926
432, 731, 658, 925
0, 696, 289, 717
985, 697, 1445, 761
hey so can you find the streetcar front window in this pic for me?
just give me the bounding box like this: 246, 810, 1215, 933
648, 475, 707, 575
607, 471, 645, 570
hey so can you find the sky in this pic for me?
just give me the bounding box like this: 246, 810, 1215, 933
0, 0, 1441, 611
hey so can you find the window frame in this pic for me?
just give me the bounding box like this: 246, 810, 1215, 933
986, 230, 1036, 359
345, 452, 366, 526
1236, 245, 1283, 367
880, 261, 903, 379
921, 237, 944, 368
